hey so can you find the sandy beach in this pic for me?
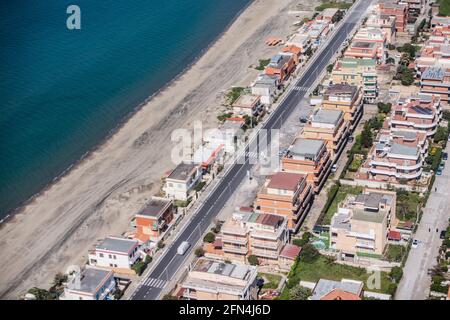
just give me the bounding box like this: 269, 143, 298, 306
0, 0, 317, 298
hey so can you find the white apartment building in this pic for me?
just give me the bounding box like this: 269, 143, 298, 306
88, 236, 140, 270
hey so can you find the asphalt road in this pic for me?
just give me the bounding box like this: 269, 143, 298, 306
130, 0, 372, 300
396, 144, 450, 300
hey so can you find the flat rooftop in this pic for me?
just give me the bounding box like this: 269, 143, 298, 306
326, 83, 358, 96
233, 94, 260, 108
137, 197, 171, 218
290, 138, 324, 158
168, 162, 197, 181
421, 67, 445, 81
389, 142, 419, 157
311, 108, 343, 126
192, 258, 253, 280
67, 268, 112, 294
96, 237, 137, 254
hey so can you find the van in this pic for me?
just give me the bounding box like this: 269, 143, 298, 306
177, 241, 190, 255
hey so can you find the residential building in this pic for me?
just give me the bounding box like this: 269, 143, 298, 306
255, 172, 313, 232
281, 138, 332, 193
285, 33, 311, 55
389, 94, 442, 136
282, 45, 302, 65
360, 135, 424, 182
321, 84, 364, 129
420, 67, 450, 104
180, 258, 259, 300
232, 94, 263, 117
365, 13, 396, 44
265, 53, 296, 82
278, 244, 302, 271
251, 74, 280, 105
378, 1, 408, 33
299, 108, 350, 160
192, 141, 225, 172
319, 8, 340, 23
221, 210, 289, 265
331, 57, 378, 103
310, 278, 364, 300
344, 41, 385, 62
88, 236, 140, 270
204, 118, 245, 154
329, 189, 396, 258
134, 197, 175, 243
60, 267, 116, 300
402, 0, 424, 15
164, 162, 202, 201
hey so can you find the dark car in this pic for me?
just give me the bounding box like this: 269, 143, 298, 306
443, 152, 448, 160
299, 116, 308, 123
440, 230, 446, 240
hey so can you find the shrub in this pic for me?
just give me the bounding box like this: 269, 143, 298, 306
361, 123, 373, 149
434, 126, 449, 144
377, 102, 392, 114
203, 232, 216, 243
389, 266, 403, 283
288, 285, 311, 300
157, 240, 165, 249
387, 283, 398, 296
132, 261, 147, 276
248, 255, 260, 266
299, 244, 319, 263
27, 287, 55, 300
162, 294, 178, 300
145, 255, 153, 264
194, 247, 205, 257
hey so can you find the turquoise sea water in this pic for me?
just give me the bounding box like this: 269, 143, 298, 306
0, 0, 251, 218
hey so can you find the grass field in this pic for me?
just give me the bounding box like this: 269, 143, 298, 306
287, 255, 392, 294
315, 1, 352, 11
438, 0, 450, 16
322, 185, 363, 225
258, 273, 282, 289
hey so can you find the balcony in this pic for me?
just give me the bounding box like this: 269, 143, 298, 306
223, 245, 248, 254
222, 235, 248, 245
251, 240, 280, 250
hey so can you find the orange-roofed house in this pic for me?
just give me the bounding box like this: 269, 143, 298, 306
282, 45, 302, 65
255, 172, 313, 232
281, 138, 332, 194
265, 53, 296, 82
134, 197, 175, 243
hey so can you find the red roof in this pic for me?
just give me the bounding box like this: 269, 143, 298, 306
388, 230, 401, 241
321, 289, 362, 300
267, 172, 306, 191
225, 117, 245, 123
280, 244, 301, 260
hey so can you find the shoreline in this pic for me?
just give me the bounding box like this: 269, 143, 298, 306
0, 0, 314, 299
0, 0, 255, 226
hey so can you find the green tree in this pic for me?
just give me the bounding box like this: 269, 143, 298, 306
248, 255, 260, 266
377, 102, 392, 114
203, 232, 216, 243
27, 287, 54, 300
194, 247, 205, 257
389, 266, 403, 283
360, 124, 373, 149
326, 63, 334, 73
288, 285, 311, 300
299, 244, 319, 263
162, 294, 178, 300
53, 272, 68, 287
434, 126, 448, 144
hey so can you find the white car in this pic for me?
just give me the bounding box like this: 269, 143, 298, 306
177, 241, 190, 255
411, 239, 419, 249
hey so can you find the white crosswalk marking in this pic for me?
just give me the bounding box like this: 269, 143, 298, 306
292, 85, 308, 92
143, 277, 166, 288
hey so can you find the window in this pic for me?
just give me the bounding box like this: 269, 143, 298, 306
109, 263, 113, 267
99, 253, 104, 258
113, 255, 117, 259
108, 254, 112, 259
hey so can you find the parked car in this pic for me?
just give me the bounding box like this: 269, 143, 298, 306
299, 116, 308, 123
443, 152, 448, 160
436, 168, 443, 176
331, 164, 338, 173
412, 239, 419, 249
348, 136, 354, 142
440, 230, 446, 240
439, 161, 445, 170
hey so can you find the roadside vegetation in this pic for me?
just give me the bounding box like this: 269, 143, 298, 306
315, 1, 352, 11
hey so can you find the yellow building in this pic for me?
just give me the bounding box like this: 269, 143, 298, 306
321, 84, 363, 130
